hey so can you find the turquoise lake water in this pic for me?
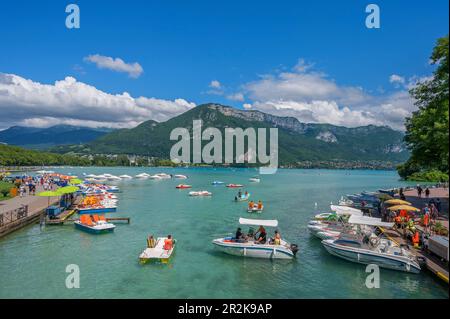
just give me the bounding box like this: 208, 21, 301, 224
0, 167, 448, 299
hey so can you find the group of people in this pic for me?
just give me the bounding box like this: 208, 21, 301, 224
416, 185, 432, 198
15, 174, 58, 197
234, 226, 281, 245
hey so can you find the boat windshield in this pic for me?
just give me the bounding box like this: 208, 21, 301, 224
334, 239, 362, 248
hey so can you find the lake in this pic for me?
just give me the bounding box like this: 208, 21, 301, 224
0, 167, 447, 298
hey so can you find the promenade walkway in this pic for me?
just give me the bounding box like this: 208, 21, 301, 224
0, 185, 60, 238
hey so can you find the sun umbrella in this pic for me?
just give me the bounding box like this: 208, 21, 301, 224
37, 190, 61, 206
384, 199, 411, 206
57, 186, 80, 194
69, 178, 83, 185
387, 205, 420, 212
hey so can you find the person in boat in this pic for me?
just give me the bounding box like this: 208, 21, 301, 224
164, 235, 173, 251
248, 201, 254, 209
257, 200, 263, 210
244, 191, 248, 197
272, 230, 281, 245
255, 226, 267, 244
238, 189, 242, 198
247, 227, 255, 238
147, 235, 156, 248
234, 227, 246, 242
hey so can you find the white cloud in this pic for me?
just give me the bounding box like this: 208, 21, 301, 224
84, 54, 143, 78
0, 73, 195, 129
227, 92, 245, 102
209, 80, 222, 89
241, 59, 418, 130
293, 58, 314, 73
389, 74, 405, 85
243, 103, 252, 110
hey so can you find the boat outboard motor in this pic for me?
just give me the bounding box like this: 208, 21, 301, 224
290, 243, 299, 256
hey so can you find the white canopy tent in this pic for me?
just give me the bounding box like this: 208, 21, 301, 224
348, 215, 394, 228
239, 218, 278, 227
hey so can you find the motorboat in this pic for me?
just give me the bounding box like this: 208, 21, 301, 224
235, 193, 250, 201
212, 218, 298, 259
135, 173, 150, 179
149, 174, 162, 180
227, 184, 244, 188
119, 175, 133, 179
174, 174, 187, 179
154, 173, 171, 179
139, 237, 176, 264
211, 181, 224, 185
249, 176, 260, 183
314, 205, 363, 221
107, 175, 122, 181
321, 215, 421, 273
189, 190, 212, 196
330, 205, 363, 216
322, 238, 421, 273
176, 184, 192, 189
74, 215, 115, 234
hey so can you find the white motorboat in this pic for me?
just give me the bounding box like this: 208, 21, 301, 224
119, 174, 133, 179
249, 177, 260, 183
321, 215, 421, 273
135, 173, 150, 179
189, 190, 212, 196
149, 174, 162, 180
330, 205, 363, 216
212, 218, 298, 259
139, 237, 176, 264
155, 173, 171, 179
107, 175, 122, 181
174, 174, 187, 179
322, 237, 421, 273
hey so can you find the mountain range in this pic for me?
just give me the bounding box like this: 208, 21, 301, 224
0, 125, 113, 149
50, 103, 409, 165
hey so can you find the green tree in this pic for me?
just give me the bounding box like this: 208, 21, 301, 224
398, 35, 449, 181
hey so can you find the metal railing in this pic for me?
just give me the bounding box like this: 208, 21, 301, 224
0, 205, 29, 228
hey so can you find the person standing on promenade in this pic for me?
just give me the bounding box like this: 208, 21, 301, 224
417, 185, 423, 197
436, 198, 442, 213
425, 187, 430, 198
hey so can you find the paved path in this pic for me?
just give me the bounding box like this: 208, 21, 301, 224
0, 185, 59, 214
0, 185, 61, 237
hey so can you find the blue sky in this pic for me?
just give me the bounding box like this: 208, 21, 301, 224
0, 0, 448, 130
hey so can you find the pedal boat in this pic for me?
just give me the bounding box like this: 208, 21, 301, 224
247, 204, 264, 213
74, 215, 115, 234
212, 218, 298, 259
139, 237, 176, 264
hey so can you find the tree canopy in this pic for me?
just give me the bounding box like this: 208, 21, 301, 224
398, 35, 449, 182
